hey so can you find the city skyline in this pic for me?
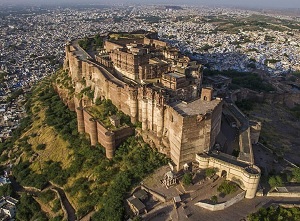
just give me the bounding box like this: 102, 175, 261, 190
1, 0, 300, 9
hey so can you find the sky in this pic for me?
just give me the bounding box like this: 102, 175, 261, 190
0, 0, 300, 9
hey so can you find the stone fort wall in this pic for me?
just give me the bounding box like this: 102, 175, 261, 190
196, 153, 260, 199
76, 106, 135, 159
65, 43, 221, 171
195, 191, 246, 211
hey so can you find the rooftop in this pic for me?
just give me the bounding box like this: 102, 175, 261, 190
128, 197, 146, 211
133, 189, 148, 201
274, 186, 300, 193
171, 98, 221, 116
208, 151, 249, 168
165, 72, 185, 79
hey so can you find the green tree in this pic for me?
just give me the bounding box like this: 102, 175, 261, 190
205, 168, 217, 178
210, 195, 218, 204
94, 34, 103, 47
268, 175, 283, 188
36, 143, 46, 150
292, 168, 300, 182
0, 184, 13, 196
248, 206, 300, 221
217, 181, 237, 195
235, 99, 255, 112
182, 172, 193, 186
16, 193, 48, 221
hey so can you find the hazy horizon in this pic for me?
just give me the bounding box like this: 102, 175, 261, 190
0, 0, 300, 9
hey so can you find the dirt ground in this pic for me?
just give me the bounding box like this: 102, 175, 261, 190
247, 102, 300, 164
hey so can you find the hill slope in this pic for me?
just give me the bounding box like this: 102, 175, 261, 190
1, 71, 167, 220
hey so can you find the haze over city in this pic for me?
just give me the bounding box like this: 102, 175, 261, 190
1, 0, 300, 9
1, 0, 300, 220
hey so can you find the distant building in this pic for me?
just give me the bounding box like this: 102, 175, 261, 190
127, 197, 147, 216
0, 196, 18, 220
0, 177, 11, 186
127, 189, 148, 215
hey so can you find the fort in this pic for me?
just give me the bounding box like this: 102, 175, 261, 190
62, 31, 261, 198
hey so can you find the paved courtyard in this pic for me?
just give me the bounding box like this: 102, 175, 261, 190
142, 166, 300, 221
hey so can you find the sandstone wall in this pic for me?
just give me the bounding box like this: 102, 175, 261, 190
195, 191, 246, 211
267, 192, 300, 197
104, 41, 123, 52
179, 101, 222, 170
66, 43, 221, 169
166, 107, 184, 169
69, 57, 134, 118
196, 154, 260, 199
143, 38, 167, 48
209, 101, 223, 147
54, 85, 75, 111
79, 108, 134, 159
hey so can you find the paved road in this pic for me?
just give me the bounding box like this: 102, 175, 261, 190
72, 41, 125, 87
219, 115, 239, 155
227, 103, 249, 132
52, 187, 77, 221
10, 175, 77, 221
178, 196, 300, 221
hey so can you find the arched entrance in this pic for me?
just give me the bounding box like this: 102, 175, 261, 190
221, 170, 227, 178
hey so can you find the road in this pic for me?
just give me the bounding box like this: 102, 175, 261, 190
219, 114, 239, 155
52, 186, 77, 221
179, 196, 300, 221
10, 176, 77, 221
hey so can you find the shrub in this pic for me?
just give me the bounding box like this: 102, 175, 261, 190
182, 172, 193, 186
16, 193, 48, 221
39, 189, 55, 204
210, 195, 218, 204
0, 184, 13, 196
292, 168, 300, 182
52, 199, 61, 213
268, 175, 283, 188
217, 181, 237, 195
36, 143, 46, 150
205, 168, 217, 178
248, 206, 300, 221
50, 215, 64, 221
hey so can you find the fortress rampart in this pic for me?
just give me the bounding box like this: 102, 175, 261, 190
54, 32, 267, 204
64, 34, 223, 171
196, 153, 260, 199
75, 106, 135, 159
61, 31, 262, 198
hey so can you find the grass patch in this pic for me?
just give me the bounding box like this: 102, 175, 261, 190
217, 180, 237, 196
291, 104, 300, 120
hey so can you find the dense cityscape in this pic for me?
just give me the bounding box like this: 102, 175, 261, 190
1, 5, 300, 139
0, 5, 300, 140
0, 3, 300, 221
